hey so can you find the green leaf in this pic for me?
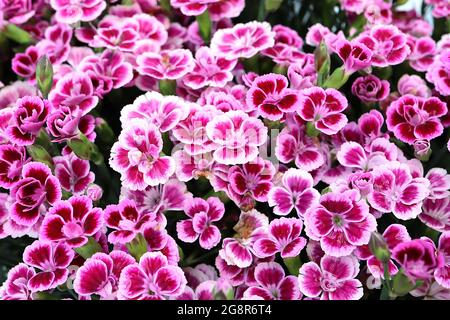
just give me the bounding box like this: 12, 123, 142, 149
283, 256, 302, 276
306, 121, 320, 137
323, 66, 350, 89
74, 237, 102, 259
36, 56, 53, 99
68, 134, 104, 165
3, 24, 33, 44
126, 233, 148, 261
265, 0, 283, 12
159, 79, 177, 96
196, 10, 212, 44
391, 270, 416, 297
26, 145, 54, 168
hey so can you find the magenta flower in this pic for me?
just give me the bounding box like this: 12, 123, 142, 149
23, 241, 74, 292
386, 95, 447, 144
335, 39, 373, 73
137, 49, 195, 80
408, 37, 436, 72
243, 262, 301, 300
0, 0, 35, 25
267, 168, 320, 217
118, 252, 187, 300
110, 119, 175, 190
74, 251, 135, 299
80, 49, 133, 97
297, 87, 348, 135
7, 96, 50, 146
210, 22, 275, 60
12, 46, 40, 79
36, 23, 72, 65
177, 197, 224, 250
367, 162, 430, 220
183, 46, 237, 90
246, 73, 300, 121
0, 263, 35, 300
426, 168, 450, 200
426, 50, 450, 96
304, 190, 377, 257
435, 233, 450, 288
275, 125, 325, 171
0, 144, 28, 189
49, 72, 99, 115
228, 157, 275, 206
287, 54, 317, 90
356, 25, 410, 67
104, 199, 153, 244
351, 75, 390, 103
40, 196, 103, 248
10, 162, 61, 227
171, 0, 245, 20
298, 255, 363, 300
205, 110, 267, 165
392, 238, 438, 282
91, 26, 139, 52
420, 197, 450, 232
218, 210, 268, 268
50, 0, 106, 24
398, 74, 431, 98
54, 152, 95, 195
47, 107, 96, 142
120, 91, 189, 133
253, 217, 307, 259
355, 224, 411, 279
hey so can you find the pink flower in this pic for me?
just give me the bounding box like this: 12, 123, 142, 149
298, 255, 363, 300
0, 144, 28, 189
335, 39, 373, 73
121, 179, 190, 222
351, 75, 390, 103
304, 190, 377, 257
170, 0, 245, 21
46, 106, 96, 142
275, 124, 325, 171
426, 168, 450, 200
79, 50, 134, 97
73, 251, 135, 299
104, 199, 153, 244
355, 224, 411, 279
110, 119, 175, 190
243, 262, 301, 300
356, 25, 410, 67
205, 110, 267, 165
91, 25, 139, 52
435, 232, 450, 288
23, 241, 74, 292
425, 0, 450, 18
50, 0, 106, 24
408, 37, 436, 72
398, 74, 431, 98
7, 96, 50, 146
118, 251, 187, 300
120, 91, 189, 133
0, 263, 35, 300
426, 50, 450, 96
386, 95, 447, 144
287, 54, 317, 90
253, 217, 307, 259
367, 162, 430, 220
267, 168, 320, 217
10, 162, 61, 227
419, 197, 450, 232
137, 49, 195, 80
12, 46, 40, 79
40, 195, 103, 248
49, 72, 99, 116
392, 238, 438, 282
183, 46, 237, 90
218, 210, 268, 268
177, 197, 224, 250
36, 23, 72, 65
54, 151, 95, 195
297, 87, 348, 135
0, 0, 35, 25
246, 73, 300, 121
210, 22, 275, 60
228, 157, 275, 207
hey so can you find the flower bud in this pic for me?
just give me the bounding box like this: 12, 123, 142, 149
86, 184, 103, 202
414, 139, 432, 162
368, 231, 390, 263
213, 278, 234, 300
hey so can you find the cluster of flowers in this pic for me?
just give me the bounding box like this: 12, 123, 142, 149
0, 0, 449, 300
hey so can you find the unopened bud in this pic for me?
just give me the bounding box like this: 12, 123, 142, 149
368, 232, 390, 263
414, 139, 431, 162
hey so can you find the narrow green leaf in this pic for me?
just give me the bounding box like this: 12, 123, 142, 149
196, 10, 212, 44
283, 256, 302, 276
126, 233, 148, 261
3, 24, 33, 44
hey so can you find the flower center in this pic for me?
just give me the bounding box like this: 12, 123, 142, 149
62, 222, 84, 238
